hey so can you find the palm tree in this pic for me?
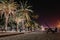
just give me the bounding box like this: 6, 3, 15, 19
18, 1, 33, 31
0, 1, 17, 31
14, 13, 23, 32
10, 10, 24, 32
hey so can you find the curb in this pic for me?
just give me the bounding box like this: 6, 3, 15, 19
0, 32, 24, 37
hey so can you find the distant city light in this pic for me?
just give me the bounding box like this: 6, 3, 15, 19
57, 21, 60, 28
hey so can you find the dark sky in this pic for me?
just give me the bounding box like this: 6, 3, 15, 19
31, 0, 60, 26
16, 0, 60, 26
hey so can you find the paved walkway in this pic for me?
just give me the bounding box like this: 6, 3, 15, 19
0, 31, 24, 37
0, 32, 60, 40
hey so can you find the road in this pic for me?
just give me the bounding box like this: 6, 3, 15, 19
0, 32, 60, 40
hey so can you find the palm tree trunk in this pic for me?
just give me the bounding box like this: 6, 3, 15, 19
22, 20, 25, 31
16, 23, 18, 32
25, 13, 30, 21
5, 16, 8, 31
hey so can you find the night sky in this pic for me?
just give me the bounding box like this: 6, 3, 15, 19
32, 0, 60, 26
16, 0, 60, 26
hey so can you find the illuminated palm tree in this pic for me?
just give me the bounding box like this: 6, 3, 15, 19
0, 1, 17, 31
20, 1, 33, 20
14, 12, 24, 32
18, 1, 33, 31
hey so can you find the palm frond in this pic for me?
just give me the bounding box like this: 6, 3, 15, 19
25, 9, 33, 13
20, 1, 24, 9
0, 4, 3, 10
24, 1, 28, 8
27, 6, 32, 9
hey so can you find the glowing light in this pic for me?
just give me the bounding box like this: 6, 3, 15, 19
56, 20, 60, 28
41, 25, 45, 31
57, 24, 60, 28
